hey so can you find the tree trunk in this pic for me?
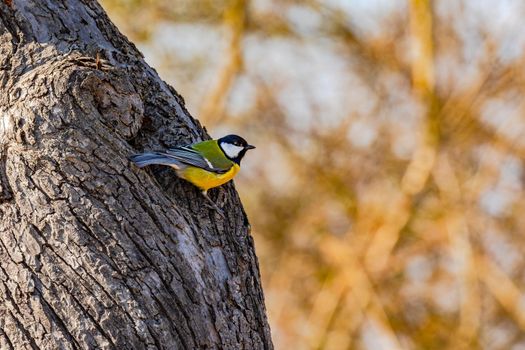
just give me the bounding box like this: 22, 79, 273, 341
0, 1, 272, 349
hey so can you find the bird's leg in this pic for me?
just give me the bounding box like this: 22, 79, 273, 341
201, 190, 226, 218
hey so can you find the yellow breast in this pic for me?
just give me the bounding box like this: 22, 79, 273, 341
177, 164, 240, 191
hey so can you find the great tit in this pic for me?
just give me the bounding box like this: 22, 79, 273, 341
130, 134, 255, 215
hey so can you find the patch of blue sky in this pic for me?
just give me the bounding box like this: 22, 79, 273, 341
478, 154, 523, 218
244, 35, 362, 131
286, 4, 323, 37
138, 22, 227, 115
481, 96, 525, 143
441, 0, 525, 64
324, 0, 407, 39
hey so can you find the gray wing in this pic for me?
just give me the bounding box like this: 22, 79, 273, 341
164, 147, 228, 173
130, 152, 186, 168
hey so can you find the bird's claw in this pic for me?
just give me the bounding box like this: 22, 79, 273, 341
202, 191, 226, 218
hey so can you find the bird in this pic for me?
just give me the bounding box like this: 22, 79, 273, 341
130, 134, 255, 216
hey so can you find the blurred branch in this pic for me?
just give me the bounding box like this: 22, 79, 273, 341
307, 281, 350, 349
364, 192, 411, 274
401, 0, 437, 196
440, 64, 525, 159
433, 154, 481, 349
409, 0, 435, 94
365, 0, 437, 277
309, 0, 407, 75
477, 254, 525, 331
320, 237, 404, 350
198, 0, 245, 126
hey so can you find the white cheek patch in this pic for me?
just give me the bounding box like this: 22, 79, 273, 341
221, 143, 244, 158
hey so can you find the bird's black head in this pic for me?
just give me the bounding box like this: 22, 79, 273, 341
218, 134, 256, 164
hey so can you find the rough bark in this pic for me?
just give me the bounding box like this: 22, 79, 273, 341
0, 1, 272, 349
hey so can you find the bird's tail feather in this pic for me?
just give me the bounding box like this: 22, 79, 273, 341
129, 152, 181, 168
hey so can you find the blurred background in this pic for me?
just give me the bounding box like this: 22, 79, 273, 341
99, 0, 525, 349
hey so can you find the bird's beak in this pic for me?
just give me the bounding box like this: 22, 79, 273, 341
246, 145, 256, 150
